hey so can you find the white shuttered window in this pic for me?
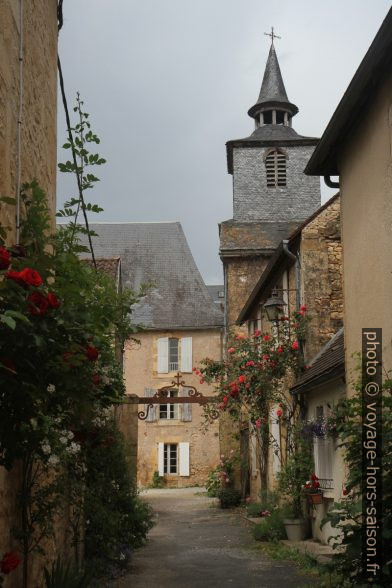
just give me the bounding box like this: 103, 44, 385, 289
157, 337, 169, 373
179, 442, 190, 476
157, 337, 192, 373
180, 337, 192, 373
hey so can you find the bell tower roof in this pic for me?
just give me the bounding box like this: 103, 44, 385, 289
248, 43, 298, 120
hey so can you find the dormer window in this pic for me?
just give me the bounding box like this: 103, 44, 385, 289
265, 149, 287, 187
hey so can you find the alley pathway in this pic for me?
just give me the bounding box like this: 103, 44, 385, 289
113, 487, 314, 588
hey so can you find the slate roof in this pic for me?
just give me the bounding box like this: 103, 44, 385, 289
78, 222, 223, 330
290, 329, 345, 394
248, 44, 298, 119
219, 219, 300, 258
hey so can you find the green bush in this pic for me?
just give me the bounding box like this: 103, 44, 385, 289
81, 417, 154, 578
206, 467, 220, 497
218, 487, 242, 509
251, 509, 285, 542
43, 558, 93, 588
246, 502, 264, 517
151, 470, 164, 488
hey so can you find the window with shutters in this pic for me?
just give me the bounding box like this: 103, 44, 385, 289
164, 443, 178, 474
160, 390, 178, 420
265, 149, 287, 187
157, 337, 193, 373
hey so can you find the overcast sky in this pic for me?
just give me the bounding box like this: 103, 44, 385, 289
57, 0, 391, 284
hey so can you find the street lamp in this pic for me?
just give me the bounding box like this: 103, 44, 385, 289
263, 291, 286, 322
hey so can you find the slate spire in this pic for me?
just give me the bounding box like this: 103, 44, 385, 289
248, 43, 298, 122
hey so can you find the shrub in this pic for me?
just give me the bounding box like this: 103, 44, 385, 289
251, 509, 285, 542
218, 487, 241, 509
246, 502, 265, 517
206, 467, 220, 497
151, 470, 164, 488
43, 558, 93, 588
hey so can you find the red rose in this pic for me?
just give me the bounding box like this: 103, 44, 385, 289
313, 481, 320, 488
276, 409, 283, 417
263, 334, 270, 341
47, 292, 60, 308
291, 341, 299, 350
28, 292, 49, 316
0, 246, 11, 270
342, 487, 349, 496
277, 346, 283, 353
6, 267, 43, 288
310, 473, 318, 481
227, 347, 235, 354
300, 305, 307, 313
245, 361, 254, 367
85, 345, 99, 361
0, 551, 21, 574
263, 354, 269, 360
92, 373, 101, 386
253, 330, 261, 337
235, 333, 245, 340
305, 482, 311, 489
238, 375, 246, 384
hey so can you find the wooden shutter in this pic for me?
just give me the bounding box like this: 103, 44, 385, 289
181, 388, 192, 422
157, 337, 169, 373
144, 388, 157, 422
158, 443, 164, 476
179, 442, 190, 476
180, 337, 192, 373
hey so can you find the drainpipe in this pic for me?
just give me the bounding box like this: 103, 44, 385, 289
324, 176, 340, 189
282, 240, 300, 309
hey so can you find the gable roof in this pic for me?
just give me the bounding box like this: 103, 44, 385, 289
290, 328, 345, 394
236, 193, 340, 323
219, 219, 300, 258
305, 7, 392, 176
77, 222, 223, 330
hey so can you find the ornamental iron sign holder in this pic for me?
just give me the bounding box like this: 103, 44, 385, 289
127, 372, 219, 421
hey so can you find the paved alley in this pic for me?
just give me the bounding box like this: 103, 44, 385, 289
113, 488, 314, 588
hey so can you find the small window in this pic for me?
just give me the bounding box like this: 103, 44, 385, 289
168, 338, 179, 372
218, 291, 224, 298
164, 443, 178, 474
265, 150, 287, 187
160, 390, 178, 420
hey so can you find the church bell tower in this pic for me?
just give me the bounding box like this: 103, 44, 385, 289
220, 35, 321, 334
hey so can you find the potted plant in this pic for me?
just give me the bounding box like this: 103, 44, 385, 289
303, 473, 323, 505
277, 431, 313, 541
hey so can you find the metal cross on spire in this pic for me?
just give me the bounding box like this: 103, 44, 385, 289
264, 27, 281, 45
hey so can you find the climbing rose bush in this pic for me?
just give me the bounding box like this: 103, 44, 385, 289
195, 309, 308, 425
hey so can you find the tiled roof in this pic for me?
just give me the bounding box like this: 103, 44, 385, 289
84, 257, 121, 281
77, 222, 223, 330
290, 329, 345, 394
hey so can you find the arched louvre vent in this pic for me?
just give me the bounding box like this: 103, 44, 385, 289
265, 150, 287, 187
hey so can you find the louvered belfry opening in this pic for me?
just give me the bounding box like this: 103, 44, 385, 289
265, 149, 287, 187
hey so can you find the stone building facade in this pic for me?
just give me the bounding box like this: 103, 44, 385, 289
0, 3, 59, 586
81, 222, 224, 490
0, 0, 58, 240
237, 194, 343, 499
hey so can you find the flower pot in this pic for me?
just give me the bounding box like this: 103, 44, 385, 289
283, 518, 307, 541
306, 492, 323, 505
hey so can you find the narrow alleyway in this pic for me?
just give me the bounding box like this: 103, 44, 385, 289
113, 488, 314, 588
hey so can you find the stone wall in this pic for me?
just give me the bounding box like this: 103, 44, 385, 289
225, 256, 269, 332
0, 2, 58, 585
300, 195, 343, 359
232, 145, 320, 222
0, 0, 58, 240
124, 329, 222, 488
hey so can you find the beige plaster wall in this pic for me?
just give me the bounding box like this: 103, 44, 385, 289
0, 0, 58, 239
339, 72, 392, 390
124, 329, 222, 488
304, 379, 346, 545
